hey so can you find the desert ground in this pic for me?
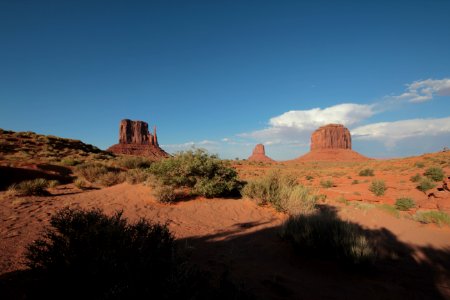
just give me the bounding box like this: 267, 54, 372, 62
1, 129, 450, 299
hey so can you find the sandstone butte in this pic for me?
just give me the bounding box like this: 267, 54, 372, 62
107, 119, 169, 160
247, 144, 275, 162
296, 124, 370, 161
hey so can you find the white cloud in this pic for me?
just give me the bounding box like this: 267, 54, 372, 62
240, 103, 375, 145
393, 78, 450, 103
352, 117, 450, 147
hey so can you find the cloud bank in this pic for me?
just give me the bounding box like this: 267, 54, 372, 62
392, 78, 450, 103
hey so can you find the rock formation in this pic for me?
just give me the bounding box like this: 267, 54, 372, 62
296, 124, 369, 161
248, 144, 275, 162
310, 124, 351, 151
107, 119, 168, 159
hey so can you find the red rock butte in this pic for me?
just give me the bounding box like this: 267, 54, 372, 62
297, 124, 369, 161
107, 119, 169, 160
248, 144, 275, 162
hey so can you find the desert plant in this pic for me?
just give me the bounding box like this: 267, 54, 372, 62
118, 156, 152, 169
149, 149, 242, 198
305, 175, 314, 180
7, 178, 49, 196
152, 182, 180, 203
243, 172, 318, 215
376, 204, 399, 218
75, 163, 125, 186
74, 178, 86, 189
125, 168, 150, 184
61, 157, 79, 166
417, 177, 436, 192
394, 197, 415, 211
369, 180, 386, 196
414, 161, 425, 168
48, 180, 60, 188
280, 210, 376, 266
424, 167, 444, 182
320, 179, 334, 188
351, 179, 359, 185
359, 168, 374, 176
410, 173, 422, 182
414, 211, 450, 226
97, 171, 126, 187
25, 207, 178, 299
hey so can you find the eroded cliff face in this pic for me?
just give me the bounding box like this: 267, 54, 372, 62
248, 144, 275, 162
107, 119, 167, 159
310, 124, 351, 151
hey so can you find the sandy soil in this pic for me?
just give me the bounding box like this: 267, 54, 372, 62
1, 182, 450, 299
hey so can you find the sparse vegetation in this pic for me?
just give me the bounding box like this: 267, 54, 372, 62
7, 178, 49, 196
149, 149, 242, 198
369, 179, 386, 196
280, 210, 376, 266
320, 179, 334, 188
25, 208, 177, 298
359, 168, 374, 176
305, 175, 314, 180
414, 211, 450, 226
118, 156, 152, 169
125, 168, 150, 184
48, 180, 60, 188
424, 167, 444, 182
74, 178, 86, 189
414, 161, 425, 168
75, 163, 125, 187
394, 197, 415, 211
410, 173, 422, 183
243, 171, 318, 215
351, 179, 359, 185
417, 177, 436, 192
376, 204, 399, 218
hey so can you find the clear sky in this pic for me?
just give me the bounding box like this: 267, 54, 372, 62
1, 0, 449, 159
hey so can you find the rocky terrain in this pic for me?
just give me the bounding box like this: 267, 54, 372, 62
297, 124, 370, 161
247, 144, 274, 162
107, 119, 168, 159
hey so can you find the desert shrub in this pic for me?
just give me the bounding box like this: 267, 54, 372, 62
359, 169, 374, 176
417, 177, 436, 192
305, 175, 314, 180
410, 173, 422, 182
125, 168, 150, 184
376, 204, 399, 218
414, 161, 425, 168
97, 171, 126, 187
75, 163, 125, 186
8, 178, 49, 196
118, 156, 152, 169
61, 158, 79, 166
25, 207, 179, 299
149, 149, 242, 198
242, 172, 318, 215
394, 197, 415, 211
152, 182, 180, 203
369, 180, 386, 196
48, 180, 60, 188
74, 178, 86, 189
320, 179, 334, 188
280, 210, 376, 266
351, 180, 359, 185
424, 167, 444, 182
414, 211, 450, 226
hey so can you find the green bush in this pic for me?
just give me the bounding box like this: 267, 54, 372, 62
358, 169, 374, 176
125, 168, 150, 184
8, 178, 49, 196
414, 211, 450, 226
149, 149, 242, 198
369, 180, 386, 196
417, 177, 436, 192
394, 197, 415, 211
410, 173, 422, 182
280, 210, 376, 266
320, 179, 334, 188
424, 167, 444, 182
25, 207, 179, 299
242, 172, 318, 215
152, 182, 180, 203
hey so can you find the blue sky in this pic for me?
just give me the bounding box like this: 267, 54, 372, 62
1, 0, 449, 159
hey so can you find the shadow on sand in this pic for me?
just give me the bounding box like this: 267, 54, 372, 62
1, 205, 449, 299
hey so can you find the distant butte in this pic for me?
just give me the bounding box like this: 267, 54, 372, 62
107, 119, 168, 160
296, 124, 369, 161
248, 144, 275, 162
